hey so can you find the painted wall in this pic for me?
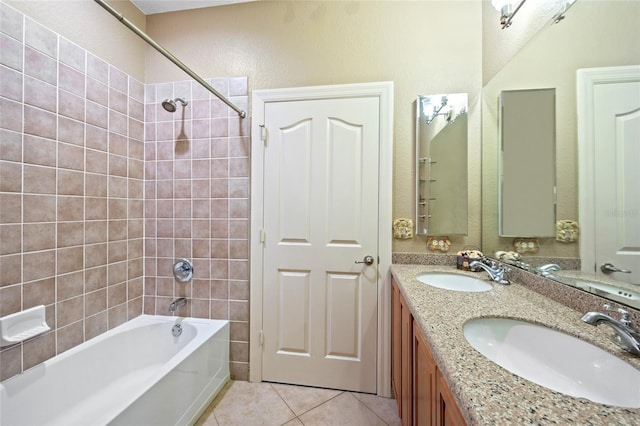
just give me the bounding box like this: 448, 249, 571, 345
144, 0, 484, 254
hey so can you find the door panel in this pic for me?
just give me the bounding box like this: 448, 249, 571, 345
277, 269, 310, 355
261, 96, 380, 392
594, 80, 640, 283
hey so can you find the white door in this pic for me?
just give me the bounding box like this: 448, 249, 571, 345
260, 96, 380, 393
578, 66, 640, 284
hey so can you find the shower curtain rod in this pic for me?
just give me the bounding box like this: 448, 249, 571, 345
93, 0, 246, 119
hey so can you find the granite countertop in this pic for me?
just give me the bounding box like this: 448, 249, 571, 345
390, 264, 640, 425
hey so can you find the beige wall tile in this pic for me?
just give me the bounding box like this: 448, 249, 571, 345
57, 169, 84, 196
0, 344, 22, 381
58, 142, 84, 171
85, 265, 107, 292
22, 278, 55, 308
0, 284, 21, 316
57, 196, 84, 221
57, 246, 83, 274
57, 295, 83, 327
22, 331, 55, 371
23, 222, 55, 252
23, 165, 56, 194
0, 254, 21, 286
0, 224, 21, 255
24, 104, 56, 139
56, 320, 84, 354
57, 221, 84, 248
57, 270, 84, 301
23, 250, 55, 282
23, 135, 56, 167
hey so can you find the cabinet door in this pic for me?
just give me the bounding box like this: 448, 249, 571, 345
436, 370, 466, 426
413, 322, 437, 426
391, 279, 402, 413
400, 294, 413, 426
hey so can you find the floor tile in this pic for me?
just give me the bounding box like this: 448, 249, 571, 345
211, 381, 296, 426
351, 392, 401, 426
298, 392, 387, 426
271, 383, 342, 416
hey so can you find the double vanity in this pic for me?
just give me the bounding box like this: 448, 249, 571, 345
390, 263, 640, 425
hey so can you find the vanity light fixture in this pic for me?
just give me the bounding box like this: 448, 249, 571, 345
492, 0, 527, 29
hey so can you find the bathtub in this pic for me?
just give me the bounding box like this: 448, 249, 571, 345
0, 315, 229, 426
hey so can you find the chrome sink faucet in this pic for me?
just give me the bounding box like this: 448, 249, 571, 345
581, 305, 640, 356
168, 297, 187, 315
469, 260, 511, 285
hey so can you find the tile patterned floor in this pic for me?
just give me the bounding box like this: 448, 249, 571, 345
195, 381, 401, 426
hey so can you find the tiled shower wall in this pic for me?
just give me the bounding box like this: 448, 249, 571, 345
143, 79, 250, 380
0, 2, 250, 381
0, 2, 145, 380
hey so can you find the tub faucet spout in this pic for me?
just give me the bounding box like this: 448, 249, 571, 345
169, 297, 187, 315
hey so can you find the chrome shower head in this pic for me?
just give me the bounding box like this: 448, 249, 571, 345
162, 98, 188, 113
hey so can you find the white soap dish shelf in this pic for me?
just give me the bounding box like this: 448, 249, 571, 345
0, 305, 50, 347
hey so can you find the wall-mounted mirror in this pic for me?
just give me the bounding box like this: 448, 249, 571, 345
416, 93, 468, 236
482, 0, 640, 311
498, 88, 556, 237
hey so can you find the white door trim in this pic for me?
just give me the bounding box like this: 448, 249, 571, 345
577, 65, 640, 273
250, 81, 394, 397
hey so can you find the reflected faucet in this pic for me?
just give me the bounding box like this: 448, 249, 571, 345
535, 263, 561, 278
168, 297, 187, 315
469, 260, 511, 285
581, 306, 640, 356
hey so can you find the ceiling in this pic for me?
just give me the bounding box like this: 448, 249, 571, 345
130, 0, 256, 15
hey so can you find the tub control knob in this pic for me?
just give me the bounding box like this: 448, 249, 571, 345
173, 259, 194, 283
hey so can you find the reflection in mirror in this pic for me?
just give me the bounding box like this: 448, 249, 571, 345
481, 0, 640, 311
498, 88, 556, 237
416, 94, 468, 236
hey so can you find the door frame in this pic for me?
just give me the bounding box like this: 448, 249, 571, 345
577, 65, 640, 273
249, 81, 394, 397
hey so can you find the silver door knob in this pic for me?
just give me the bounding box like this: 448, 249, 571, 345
355, 255, 375, 266
601, 262, 631, 274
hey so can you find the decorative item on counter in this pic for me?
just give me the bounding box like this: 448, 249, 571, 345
513, 238, 539, 254
495, 251, 520, 262
392, 218, 414, 239
456, 249, 484, 271
555, 220, 579, 242
427, 236, 451, 252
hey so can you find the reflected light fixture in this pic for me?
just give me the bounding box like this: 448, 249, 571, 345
492, 0, 527, 29
552, 0, 578, 24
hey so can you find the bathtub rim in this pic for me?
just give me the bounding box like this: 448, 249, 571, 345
1, 315, 230, 425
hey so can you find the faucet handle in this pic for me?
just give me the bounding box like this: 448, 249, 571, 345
618, 308, 632, 327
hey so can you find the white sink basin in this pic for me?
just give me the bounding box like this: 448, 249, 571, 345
416, 272, 492, 292
463, 317, 640, 408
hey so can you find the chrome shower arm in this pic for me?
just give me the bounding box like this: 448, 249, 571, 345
93, 0, 247, 119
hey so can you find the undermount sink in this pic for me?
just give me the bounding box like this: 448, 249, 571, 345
463, 317, 640, 408
416, 272, 492, 292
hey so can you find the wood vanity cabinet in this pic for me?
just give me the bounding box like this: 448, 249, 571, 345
392, 278, 413, 425
392, 277, 466, 426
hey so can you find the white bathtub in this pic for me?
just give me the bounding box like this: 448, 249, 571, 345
0, 315, 230, 426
